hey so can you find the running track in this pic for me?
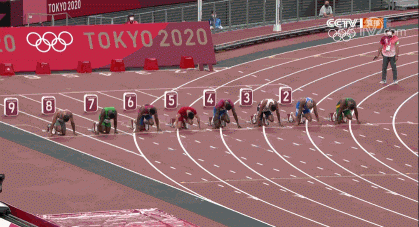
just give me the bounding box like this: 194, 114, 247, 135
1, 28, 418, 226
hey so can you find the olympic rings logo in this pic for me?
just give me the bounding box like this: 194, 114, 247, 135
328, 28, 356, 42
26, 31, 74, 53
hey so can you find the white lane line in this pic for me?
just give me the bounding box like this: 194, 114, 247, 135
318, 136, 324, 139
168, 147, 175, 150
234, 191, 241, 194
280, 189, 287, 192
155, 161, 161, 164
238, 71, 243, 73
283, 155, 290, 158
273, 168, 280, 172
290, 175, 297, 178
267, 150, 274, 153
334, 173, 341, 176
210, 146, 216, 149
401, 133, 408, 136
371, 186, 378, 189
326, 154, 333, 157
214, 164, 220, 168
352, 179, 359, 182
312, 93, 318, 96
351, 147, 358, 150
386, 158, 393, 161
334, 141, 341, 144
251, 144, 259, 147
343, 129, 349, 132
230, 170, 236, 173
379, 171, 386, 175
202, 178, 208, 182
218, 184, 224, 187
263, 182, 269, 186
293, 142, 300, 146
300, 161, 306, 164
383, 128, 390, 131
361, 165, 368, 168
308, 181, 314, 184
405, 164, 412, 167
398, 178, 405, 181
349, 75, 418, 183
319, 108, 324, 111
325, 187, 333, 191
195, 140, 201, 143
376, 140, 383, 143
394, 145, 401, 148
236, 139, 242, 142
374, 111, 380, 114
309, 148, 316, 151
343, 159, 350, 162
246, 176, 252, 179
359, 134, 366, 137
153, 142, 159, 145
393, 92, 419, 157
241, 157, 247, 160
198, 159, 205, 162
185, 172, 192, 175
138, 137, 144, 140
257, 163, 263, 166
317, 167, 324, 170
170, 166, 176, 169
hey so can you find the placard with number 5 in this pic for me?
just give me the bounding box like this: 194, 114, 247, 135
84, 94, 98, 112
123, 93, 137, 111
164, 91, 178, 109
240, 88, 253, 106
279, 87, 292, 104
42, 96, 56, 115
203, 89, 216, 107
4, 98, 18, 116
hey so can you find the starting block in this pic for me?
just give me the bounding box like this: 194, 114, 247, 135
46, 124, 58, 135
36, 62, 51, 75
198, 63, 214, 72
77, 61, 92, 73
110, 59, 125, 72
0, 63, 15, 76
328, 112, 347, 123
250, 114, 269, 126
131, 119, 150, 132
144, 58, 159, 70
92, 122, 98, 134
287, 113, 305, 124
180, 56, 195, 69
208, 116, 226, 127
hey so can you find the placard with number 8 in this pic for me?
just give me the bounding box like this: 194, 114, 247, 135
42, 96, 56, 115
123, 93, 137, 111
4, 98, 18, 116
279, 87, 292, 104
203, 89, 216, 107
84, 94, 98, 112
240, 88, 253, 106
164, 91, 178, 109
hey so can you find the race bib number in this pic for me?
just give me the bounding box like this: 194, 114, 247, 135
385, 45, 391, 51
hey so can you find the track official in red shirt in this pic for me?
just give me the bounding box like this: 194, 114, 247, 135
373, 29, 399, 84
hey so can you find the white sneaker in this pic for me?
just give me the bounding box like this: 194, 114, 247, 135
380, 80, 386, 84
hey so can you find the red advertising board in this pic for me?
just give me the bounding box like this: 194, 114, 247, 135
46, 0, 196, 19
0, 22, 216, 72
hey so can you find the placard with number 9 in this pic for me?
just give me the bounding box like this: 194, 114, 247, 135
84, 94, 98, 112
123, 93, 137, 111
240, 88, 253, 106
42, 96, 56, 115
164, 91, 178, 109
4, 98, 18, 116
279, 87, 292, 104
203, 89, 216, 107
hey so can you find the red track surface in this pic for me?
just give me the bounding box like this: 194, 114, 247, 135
1, 28, 418, 226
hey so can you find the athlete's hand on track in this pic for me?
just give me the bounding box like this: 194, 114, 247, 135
373, 55, 379, 61
114, 129, 118, 134
356, 120, 361, 124
48, 132, 53, 137
237, 124, 242, 128
73, 132, 77, 136
157, 128, 162, 132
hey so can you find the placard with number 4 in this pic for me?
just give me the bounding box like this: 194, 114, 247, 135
203, 89, 216, 107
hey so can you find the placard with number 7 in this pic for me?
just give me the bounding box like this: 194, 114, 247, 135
4, 98, 19, 116
279, 87, 292, 104
123, 93, 137, 111
203, 89, 216, 107
164, 91, 178, 109
42, 96, 56, 115
84, 94, 98, 112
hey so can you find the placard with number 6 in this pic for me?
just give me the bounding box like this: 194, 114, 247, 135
4, 98, 18, 116
123, 93, 137, 111
279, 87, 292, 104
42, 96, 56, 115
164, 91, 178, 109
203, 89, 216, 107
84, 94, 98, 112
240, 88, 253, 106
